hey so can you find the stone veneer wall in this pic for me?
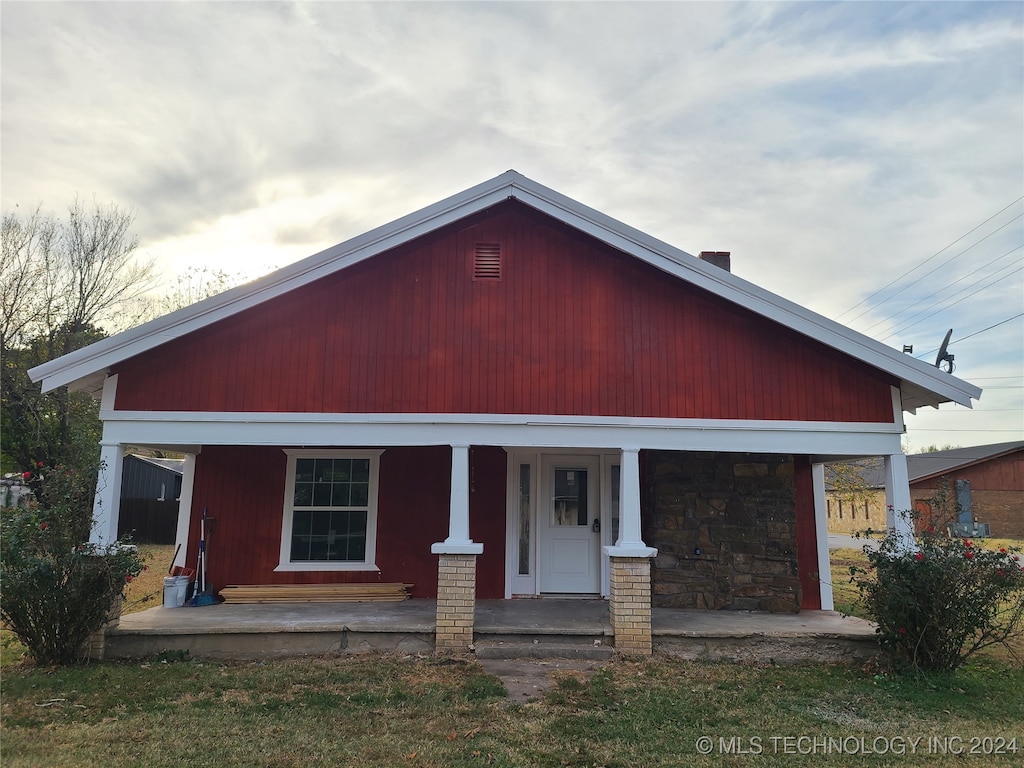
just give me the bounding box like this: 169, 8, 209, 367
647, 451, 801, 613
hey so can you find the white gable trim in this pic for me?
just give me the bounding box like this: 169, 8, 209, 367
30, 171, 980, 411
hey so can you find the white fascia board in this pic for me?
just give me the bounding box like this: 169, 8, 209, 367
31, 170, 981, 410
99, 410, 905, 457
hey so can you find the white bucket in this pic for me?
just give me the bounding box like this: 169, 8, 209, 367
163, 576, 191, 608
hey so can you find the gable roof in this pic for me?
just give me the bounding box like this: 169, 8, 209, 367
29, 171, 981, 411
907, 441, 1024, 483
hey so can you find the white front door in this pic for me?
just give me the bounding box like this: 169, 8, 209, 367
538, 456, 601, 594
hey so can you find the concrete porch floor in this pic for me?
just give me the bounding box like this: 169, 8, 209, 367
107, 599, 878, 663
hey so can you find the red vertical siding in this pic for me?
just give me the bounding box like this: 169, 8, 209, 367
187, 446, 286, 592
794, 456, 822, 610
931, 451, 1023, 490
469, 446, 508, 599
185, 445, 506, 597
112, 202, 896, 423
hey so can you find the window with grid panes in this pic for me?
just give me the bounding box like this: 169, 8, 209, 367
278, 451, 381, 571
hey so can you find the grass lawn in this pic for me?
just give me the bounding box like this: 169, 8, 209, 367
123, 544, 180, 615
2, 653, 1023, 767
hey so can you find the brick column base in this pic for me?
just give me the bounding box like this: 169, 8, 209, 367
435, 554, 477, 654
609, 557, 653, 655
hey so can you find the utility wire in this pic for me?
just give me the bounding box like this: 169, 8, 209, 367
851, 214, 1019, 327
848, 212, 1023, 327
915, 312, 1024, 359
910, 428, 1024, 433
879, 264, 1023, 341
836, 196, 1024, 322
880, 262, 1023, 341
863, 243, 1022, 335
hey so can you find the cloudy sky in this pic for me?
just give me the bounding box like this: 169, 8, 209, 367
3, 1, 1021, 451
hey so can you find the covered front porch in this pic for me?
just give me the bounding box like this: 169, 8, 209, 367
104, 599, 878, 664
89, 378, 918, 658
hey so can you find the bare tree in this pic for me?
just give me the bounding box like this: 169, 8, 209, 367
1, 199, 155, 473
0, 206, 55, 352
152, 265, 246, 316
2, 199, 154, 351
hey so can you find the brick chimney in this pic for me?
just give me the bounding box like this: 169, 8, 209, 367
699, 251, 731, 272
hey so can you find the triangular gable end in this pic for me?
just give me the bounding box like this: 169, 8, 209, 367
29, 171, 981, 412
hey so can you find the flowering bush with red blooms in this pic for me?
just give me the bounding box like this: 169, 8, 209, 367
850, 515, 1024, 672
0, 462, 145, 666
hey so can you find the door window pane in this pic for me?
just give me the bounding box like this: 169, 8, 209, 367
611, 464, 620, 543
553, 468, 588, 526
518, 464, 531, 575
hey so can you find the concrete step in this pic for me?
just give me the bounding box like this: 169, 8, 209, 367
474, 638, 614, 661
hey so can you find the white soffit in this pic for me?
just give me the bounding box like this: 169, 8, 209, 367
29, 171, 981, 411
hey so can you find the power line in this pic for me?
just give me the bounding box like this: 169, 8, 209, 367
909, 428, 1024, 433
864, 243, 1022, 335
909, 430, 1019, 436
947, 313, 1024, 345
914, 312, 1024, 360
859, 215, 1023, 330
880, 264, 1024, 342
880, 262, 1023, 342
925, 409, 1023, 413
836, 196, 1024, 322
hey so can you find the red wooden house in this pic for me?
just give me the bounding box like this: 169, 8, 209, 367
30, 171, 981, 654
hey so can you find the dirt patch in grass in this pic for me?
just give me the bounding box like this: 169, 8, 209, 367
477, 658, 600, 704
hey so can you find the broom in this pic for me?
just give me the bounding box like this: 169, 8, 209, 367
187, 508, 218, 607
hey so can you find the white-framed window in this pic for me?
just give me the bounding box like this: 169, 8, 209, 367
276, 449, 383, 572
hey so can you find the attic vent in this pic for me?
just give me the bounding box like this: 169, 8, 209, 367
473, 242, 502, 281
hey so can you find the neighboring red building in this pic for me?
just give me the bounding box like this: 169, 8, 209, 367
909, 442, 1024, 538
30, 172, 981, 653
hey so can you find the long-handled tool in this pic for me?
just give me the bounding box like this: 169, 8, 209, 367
168, 543, 181, 575
187, 508, 218, 607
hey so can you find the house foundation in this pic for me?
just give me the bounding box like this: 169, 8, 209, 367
84, 595, 122, 661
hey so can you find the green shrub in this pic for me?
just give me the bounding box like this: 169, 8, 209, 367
852, 512, 1024, 672
0, 464, 144, 665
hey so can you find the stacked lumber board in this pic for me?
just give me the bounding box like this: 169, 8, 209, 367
220, 583, 413, 604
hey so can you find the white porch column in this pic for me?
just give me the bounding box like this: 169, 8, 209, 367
172, 453, 198, 569
431, 444, 483, 555
604, 448, 657, 656
811, 462, 834, 611
605, 448, 656, 557
91, 442, 124, 545
432, 444, 482, 654
884, 452, 916, 551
